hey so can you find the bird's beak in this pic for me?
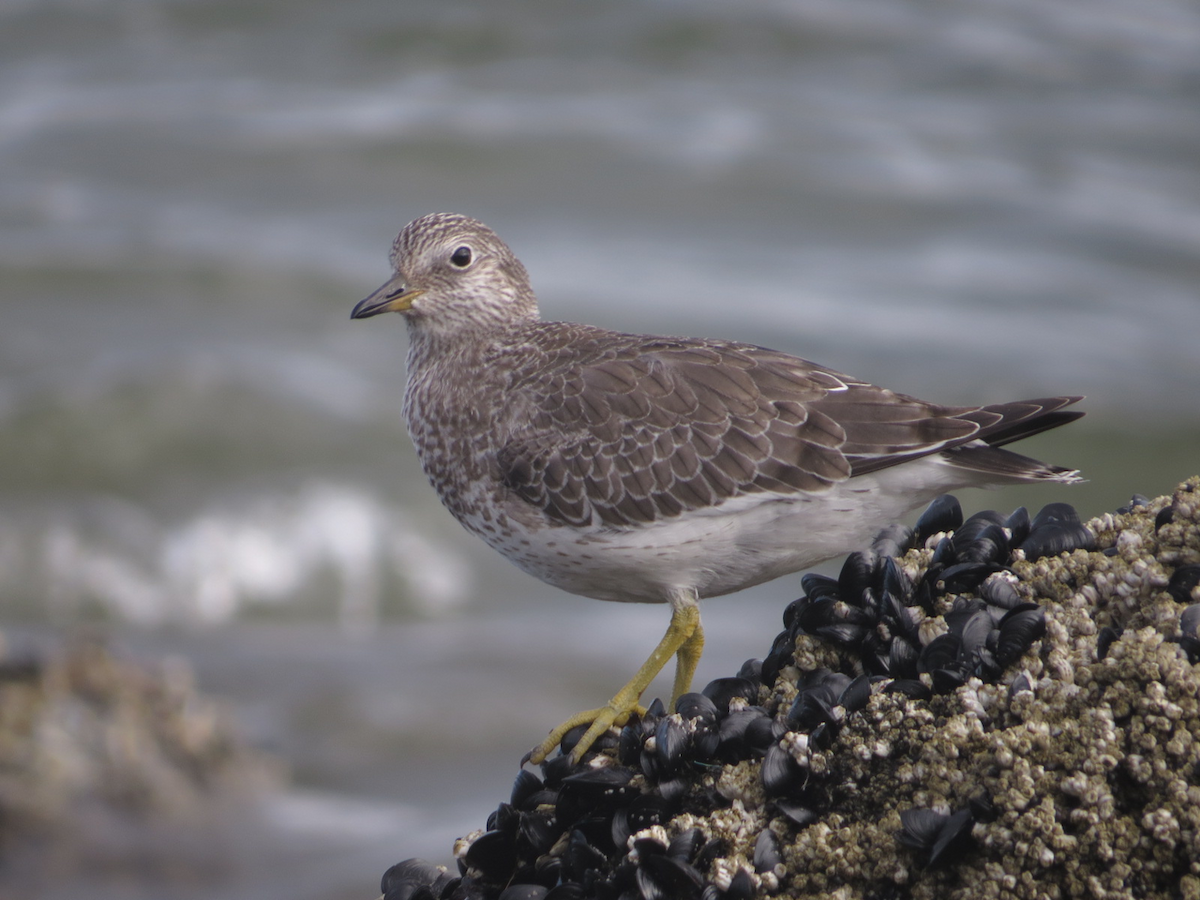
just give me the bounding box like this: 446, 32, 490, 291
351, 275, 425, 319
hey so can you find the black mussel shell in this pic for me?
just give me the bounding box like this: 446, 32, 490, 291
465, 830, 518, 882
382, 859, 453, 900
953, 521, 1011, 566
957, 509, 1007, 536
383, 882, 435, 900
726, 868, 757, 900
782, 596, 805, 632
1004, 506, 1031, 547
631, 834, 668, 861
488, 801, 519, 835
1116, 494, 1150, 514
918, 633, 962, 674
898, 807, 975, 867
517, 811, 559, 857
886, 638, 921, 680
796, 597, 835, 635
969, 792, 998, 823
560, 830, 607, 883
695, 836, 729, 872
959, 611, 995, 661
1030, 502, 1082, 531
916, 495, 963, 545
1020, 503, 1095, 560
745, 713, 783, 753
761, 629, 795, 689
652, 717, 691, 778
944, 598, 987, 635
938, 561, 1006, 594
618, 721, 645, 767
774, 798, 821, 828
762, 741, 806, 798
979, 574, 1022, 609
1096, 625, 1122, 660
897, 808, 943, 850
884, 678, 932, 701
541, 753, 586, 788
558, 723, 613, 760
497, 886, 548, 900
929, 808, 975, 867
753, 828, 784, 873
1180, 602, 1200, 636
1019, 520, 1096, 560
511, 770, 544, 811
930, 667, 969, 693
880, 558, 914, 615
635, 854, 704, 900
702, 676, 759, 713
718, 708, 770, 758
800, 572, 841, 602
795, 669, 850, 699
691, 727, 721, 762
928, 535, 955, 570
812, 620, 870, 646
838, 550, 879, 606
668, 827, 706, 864
656, 775, 692, 806
1008, 672, 1032, 699
555, 767, 637, 831
808, 721, 834, 751
836, 673, 873, 715
543, 886, 585, 900
1156, 504, 1176, 530
737, 658, 763, 682
788, 692, 837, 732
1168, 565, 1200, 605
1178, 603, 1200, 662
995, 605, 1046, 668
872, 522, 915, 559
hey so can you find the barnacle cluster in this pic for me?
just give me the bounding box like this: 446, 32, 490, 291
385, 478, 1200, 900
0, 636, 276, 851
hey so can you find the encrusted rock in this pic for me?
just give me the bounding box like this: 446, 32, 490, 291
385, 478, 1200, 900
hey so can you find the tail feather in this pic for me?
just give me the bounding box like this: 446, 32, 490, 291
959, 396, 1085, 449
849, 395, 1085, 484
940, 444, 1084, 484
940, 395, 1084, 485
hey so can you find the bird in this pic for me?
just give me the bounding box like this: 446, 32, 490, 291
351, 212, 1083, 765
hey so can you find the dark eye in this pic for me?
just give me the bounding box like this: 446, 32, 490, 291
450, 246, 472, 267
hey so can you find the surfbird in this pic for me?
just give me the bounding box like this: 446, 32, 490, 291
351, 212, 1084, 765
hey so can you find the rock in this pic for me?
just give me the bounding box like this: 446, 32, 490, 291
385, 477, 1200, 900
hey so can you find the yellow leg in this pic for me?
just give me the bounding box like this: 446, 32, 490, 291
670, 615, 704, 709
526, 595, 702, 765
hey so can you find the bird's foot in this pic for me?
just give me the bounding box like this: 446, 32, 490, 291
524, 597, 704, 767
523, 698, 649, 766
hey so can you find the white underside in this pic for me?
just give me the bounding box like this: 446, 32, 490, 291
499, 455, 1014, 604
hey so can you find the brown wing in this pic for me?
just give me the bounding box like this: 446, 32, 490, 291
495, 329, 985, 529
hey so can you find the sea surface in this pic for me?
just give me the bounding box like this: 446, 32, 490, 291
2, 1, 1199, 897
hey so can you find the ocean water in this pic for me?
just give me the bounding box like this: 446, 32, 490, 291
2, 0, 1199, 897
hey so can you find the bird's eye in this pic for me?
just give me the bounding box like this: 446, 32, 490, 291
450, 246, 473, 267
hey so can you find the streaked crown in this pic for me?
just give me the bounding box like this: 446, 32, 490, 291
388, 213, 539, 332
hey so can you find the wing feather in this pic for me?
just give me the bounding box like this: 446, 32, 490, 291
495, 327, 1079, 528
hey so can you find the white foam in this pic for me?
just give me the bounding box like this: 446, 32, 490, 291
27, 483, 472, 627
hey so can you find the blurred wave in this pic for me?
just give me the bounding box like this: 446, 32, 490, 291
6, 482, 470, 627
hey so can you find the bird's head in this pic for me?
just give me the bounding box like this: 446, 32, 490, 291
351, 213, 539, 334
